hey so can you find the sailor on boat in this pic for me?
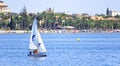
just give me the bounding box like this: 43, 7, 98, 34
33, 49, 39, 54
29, 51, 32, 55
28, 49, 38, 55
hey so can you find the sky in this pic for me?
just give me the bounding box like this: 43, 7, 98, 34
3, 0, 120, 15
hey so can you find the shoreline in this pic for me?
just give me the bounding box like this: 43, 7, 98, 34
0, 29, 120, 34
0, 30, 29, 34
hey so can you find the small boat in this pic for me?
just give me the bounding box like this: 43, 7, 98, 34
28, 17, 47, 57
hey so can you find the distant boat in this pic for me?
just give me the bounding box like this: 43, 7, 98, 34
28, 17, 47, 57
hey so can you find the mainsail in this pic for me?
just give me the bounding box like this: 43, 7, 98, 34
29, 17, 47, 53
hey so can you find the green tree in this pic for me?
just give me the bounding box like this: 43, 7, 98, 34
0, 13, 11, 30
20, 6, 30, 30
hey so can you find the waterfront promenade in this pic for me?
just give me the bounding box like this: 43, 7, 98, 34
0, 29, 120, 34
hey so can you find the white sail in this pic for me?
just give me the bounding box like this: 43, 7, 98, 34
29, 17, 47, 53
29, 41, 37, 50
29, 17, 38, 50
37, 31, 47, 52
29, 17, 37, 49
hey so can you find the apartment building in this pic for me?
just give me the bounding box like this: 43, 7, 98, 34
0, 0, 11, 13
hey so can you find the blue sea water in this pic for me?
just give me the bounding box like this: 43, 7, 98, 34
0, 33, 120, 66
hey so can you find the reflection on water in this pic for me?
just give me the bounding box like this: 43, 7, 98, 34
0, 33, 120, 66
29, 57, 47, 61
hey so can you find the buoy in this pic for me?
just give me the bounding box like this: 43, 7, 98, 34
77, 38, 80, 41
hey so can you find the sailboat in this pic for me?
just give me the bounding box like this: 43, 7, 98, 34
28, 17, 47, 57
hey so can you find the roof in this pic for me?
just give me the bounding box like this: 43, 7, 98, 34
104, 17, 119, 21
90, 16, 104, 20
0, 2, 7, 7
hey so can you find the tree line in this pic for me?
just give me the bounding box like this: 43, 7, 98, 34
0, 7, 120, 30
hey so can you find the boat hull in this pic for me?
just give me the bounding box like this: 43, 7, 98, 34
28, 52, 47, 57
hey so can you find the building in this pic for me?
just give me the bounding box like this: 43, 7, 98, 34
106, 8, 120, 17
0, 0, 11, 13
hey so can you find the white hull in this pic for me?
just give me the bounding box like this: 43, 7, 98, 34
28, 52, 47, 57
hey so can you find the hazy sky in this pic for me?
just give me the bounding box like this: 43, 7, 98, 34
3, 0, 120, 15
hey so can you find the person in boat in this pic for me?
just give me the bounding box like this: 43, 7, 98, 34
29, 51, 32, 55
33, 49, 39, 54
28, 51, 32, 56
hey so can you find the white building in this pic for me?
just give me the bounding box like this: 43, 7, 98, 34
108, 11, 120, 16
0, 0, 11, 13
107, 8, 120, 17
